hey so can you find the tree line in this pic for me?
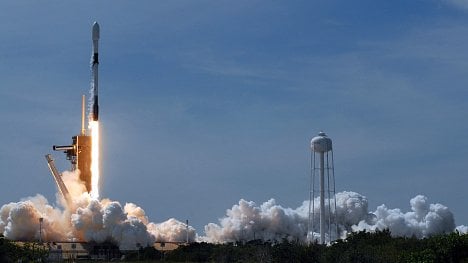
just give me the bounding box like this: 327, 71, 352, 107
1, 230, 467, 262
164, 230, 468, 263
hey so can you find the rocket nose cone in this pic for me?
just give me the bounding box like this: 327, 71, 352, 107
92, 22, 100, 40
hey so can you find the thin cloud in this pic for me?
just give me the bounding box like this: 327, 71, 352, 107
445, 0, 468, 10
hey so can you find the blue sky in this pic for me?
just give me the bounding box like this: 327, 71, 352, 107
0, 1, 467, 233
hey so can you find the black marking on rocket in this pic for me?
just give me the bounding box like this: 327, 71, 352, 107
93, 53, 99, 64
92, 96, 99, 121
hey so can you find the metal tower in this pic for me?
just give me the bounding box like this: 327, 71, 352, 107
308, 131, 337, 244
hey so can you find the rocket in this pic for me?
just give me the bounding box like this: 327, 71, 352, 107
91, 22, 100, 121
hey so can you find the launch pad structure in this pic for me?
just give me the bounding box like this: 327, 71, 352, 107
45, 96, 92, 205
51, 95, 92, 192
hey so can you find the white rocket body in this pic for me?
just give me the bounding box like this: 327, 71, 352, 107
91, 22, 99, 121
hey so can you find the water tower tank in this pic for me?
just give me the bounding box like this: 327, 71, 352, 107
310, 131, 332, 153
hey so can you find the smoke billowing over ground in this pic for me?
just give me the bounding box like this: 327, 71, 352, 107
0, 171, 196, 250
203, 191, 466, 243
0, 172, 465, 249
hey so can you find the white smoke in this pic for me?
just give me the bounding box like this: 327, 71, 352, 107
456, 225, 468, 234
70, 199, 156, 250
203, 199, 306, 243
0, 195, 69, 241
61, 170, 88, 200
0, 169, 464, 247
352, 195, 455, 237
148, 218, 197, 243
202, 191, 462, 243
0, 170, 195, 250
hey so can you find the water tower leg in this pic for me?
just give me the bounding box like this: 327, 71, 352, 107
320, 152, 325, 244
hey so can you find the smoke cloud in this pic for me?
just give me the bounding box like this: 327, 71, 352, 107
352, 195, 455, 238
202, 191, 462, 243
0, 170, 195, 250
148, 218, 196, 243
455, 225, 468, 234
0, 170, 464, 248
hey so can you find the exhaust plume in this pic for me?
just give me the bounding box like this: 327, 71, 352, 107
0, 169, 463, 247
0, 170, 195, 250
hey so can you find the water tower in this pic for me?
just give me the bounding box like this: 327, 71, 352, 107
307, 131, 337, 244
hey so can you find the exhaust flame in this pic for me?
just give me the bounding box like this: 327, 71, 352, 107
89, 121, 99, 199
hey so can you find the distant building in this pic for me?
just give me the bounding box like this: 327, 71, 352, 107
12, 240, 184, 262
44, 241, 120, 262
